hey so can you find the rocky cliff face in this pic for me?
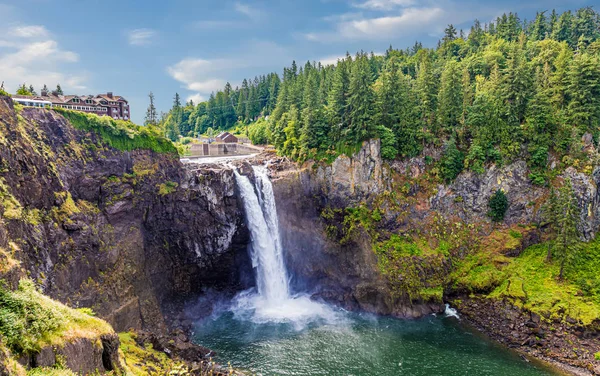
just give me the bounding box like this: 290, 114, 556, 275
0, 97, 251, 335
263, 140, 440, 317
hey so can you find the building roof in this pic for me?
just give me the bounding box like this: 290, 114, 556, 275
13, 93, 127, 106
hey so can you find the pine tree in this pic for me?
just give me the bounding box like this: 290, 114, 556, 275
566, 52, 600, 134
326, 58, 350, 143
415, 53, 437, 140
552, 11, 574, 46
28, 85, 36, 96
554, 178, 580, 279
347, 53, 376, 144
299, 70, 326, 155
55, 84, 63, 95
16, 84, 31, 96
531, 11, 548, 41
144, 92, 158, 126
437, 60, 463, 129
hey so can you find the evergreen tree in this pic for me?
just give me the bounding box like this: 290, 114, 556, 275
326, 58, 350, 143
55, 84, 63, 95
437, 60, 463, 129
347, 53, 376, 144
16, 84, 31, 96
566, 52, 600, 134
531, 11, 548, 41
554, 178, 580, 279
28, 85, 36, 95
144, 92, 158, 126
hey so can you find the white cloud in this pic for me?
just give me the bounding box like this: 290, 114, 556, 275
0, 24, 87, 93
186, 93, 205, 104
127, 28, 157, 46
306, 7, 445, 42
10, 25, 49, 38
318, 54, 346, 66
352, 0, 415, 10
234, 2, 264, 20
167, 40, 290, 101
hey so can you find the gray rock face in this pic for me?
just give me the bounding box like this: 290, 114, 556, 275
266, 140, 442, 317
311, 139, 389, 205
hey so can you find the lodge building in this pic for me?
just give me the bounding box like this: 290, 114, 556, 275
12, 91, 130, 121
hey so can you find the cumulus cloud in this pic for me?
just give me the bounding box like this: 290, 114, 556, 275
186, 93, 205, 104
167, 40, 289, 103
306, 7, 445, 42
0, 24, 87, 92
127, 28, 157, 46
10, 25, 49, 38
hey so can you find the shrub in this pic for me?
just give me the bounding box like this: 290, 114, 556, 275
54, 108, 177, 155
376, 125, 398, 160
488, 189, 509, 222
441, 139, 465, 183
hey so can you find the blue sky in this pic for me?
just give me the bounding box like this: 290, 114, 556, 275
0, 0, 596, 123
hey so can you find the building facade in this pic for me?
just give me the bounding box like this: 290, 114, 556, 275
12, 92, 130, 121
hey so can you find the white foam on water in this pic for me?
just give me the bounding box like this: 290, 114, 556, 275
444, 303, 460, 319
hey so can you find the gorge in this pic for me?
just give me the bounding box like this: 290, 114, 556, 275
0, 95, 599, 375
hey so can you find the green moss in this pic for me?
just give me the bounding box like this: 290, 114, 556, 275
157, 181, 178, 196
119, 331, 190, 376
54, 108, 177, 155
0, 179, 23, 220
0, 279, 113, 355
595, 352, 600, 361
488, 244, 600, 326
451, 251, 509, 293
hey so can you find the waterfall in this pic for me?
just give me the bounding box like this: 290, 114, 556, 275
233, 165, 289, 302
232, 164, 341, 327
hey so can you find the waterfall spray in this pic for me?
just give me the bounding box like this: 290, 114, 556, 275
232, 164, 340, 326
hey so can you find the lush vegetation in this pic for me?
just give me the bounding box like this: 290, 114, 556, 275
157, 74, 281, 141
158, 7, 600, 173
55, 108, 177, 155
0, 279, 113, 355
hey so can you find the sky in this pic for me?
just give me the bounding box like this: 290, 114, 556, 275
0, 0, 596, 124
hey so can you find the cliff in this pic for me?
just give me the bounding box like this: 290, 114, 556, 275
0, 96, 251, 373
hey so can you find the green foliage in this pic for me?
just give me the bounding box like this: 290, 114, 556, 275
595, 352, 600, 361
0, 279, 113, 355
376, 125, 398, 160
55, 108, 177, 155
158, 181, 178, 196
248, 118, 269, 145
16, 84, 32, 96
488, 189, 509, 222
440, 139, 465, 182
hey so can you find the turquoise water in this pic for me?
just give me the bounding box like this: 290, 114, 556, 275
193, 308, 557, 376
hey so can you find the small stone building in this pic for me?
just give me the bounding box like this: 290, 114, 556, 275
215, 132, 238, 143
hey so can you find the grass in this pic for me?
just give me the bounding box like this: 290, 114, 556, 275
0, 279, 113, 355
488, 244, 600, 326
54, 108, 177, 155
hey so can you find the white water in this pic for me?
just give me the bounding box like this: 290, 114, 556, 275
444, 304, 460, 319
232, 165, 340, 328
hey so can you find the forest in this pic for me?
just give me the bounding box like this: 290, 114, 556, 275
156, 7, 600, 184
